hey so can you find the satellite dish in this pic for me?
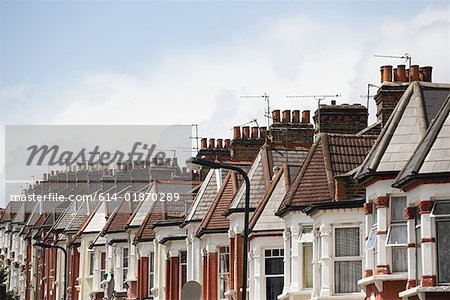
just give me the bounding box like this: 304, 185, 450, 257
180, 281, 202, 300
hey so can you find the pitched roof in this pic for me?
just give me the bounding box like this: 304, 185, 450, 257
356, 82, 450, 180
228, 147, 308, 211
196, 171, 242, 237
394, 93, 450, 187
249, 164, 298, 232
278, 133, 376, 215
134, 200, 163, 243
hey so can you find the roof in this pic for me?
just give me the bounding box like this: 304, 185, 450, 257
278, 133, 376, 215
134, 200, 163, 243
356, 82, 450, 181
394, 93, 450, 187
196, 171, 242, 237
228, 146, 308, 211
249, 164, 299, 232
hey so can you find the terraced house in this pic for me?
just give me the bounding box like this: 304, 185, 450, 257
1, 64, 449, 300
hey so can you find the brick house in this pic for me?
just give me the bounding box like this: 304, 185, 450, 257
356, 79, 450, 300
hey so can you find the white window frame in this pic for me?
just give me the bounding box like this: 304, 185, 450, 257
122, 247, 129, 285
299, 226, 313, 290
263, 248, 284, 300
88, 251, 95, 276
433, 200, 450, 284
386, 197, 408, 273
218, 246, 230, 300
332, 225, 363, 295
149, 251, 155, 295
179, 250, 188, 293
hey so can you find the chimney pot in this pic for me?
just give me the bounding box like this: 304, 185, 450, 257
380, 65, 393, 83
396, 65, 407, 82
200, 138, 207, 149
282, 110, 291, 123
301, 110, 311, 124
242, 126, 250, 138
272, 110, 281, 123
251, 127, 259, 138
419, 66, 432, 82
172, 157, 178, 166
224, 139, 231, 148
259, 127, 267, 139
217, 139, 223, 148
208, 138, 215, 148
233, 126, 241, 139
410, 65, 420, 81
292, 110, 300, 123
393, 68, 398, 81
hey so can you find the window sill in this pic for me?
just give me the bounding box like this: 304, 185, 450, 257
399, 285, 450, 298
358, 273, 408, 292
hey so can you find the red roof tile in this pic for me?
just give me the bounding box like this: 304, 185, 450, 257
278, 133, 376, 214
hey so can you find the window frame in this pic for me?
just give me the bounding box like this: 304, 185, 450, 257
179, 250, 188, 293
218, 246, 230, 300
433, 201, 450, 284
264, 248, 285, 300
149, 251, 155, 295
332, 225, 362, 295
386, 197, 408, 273
122, 247, 129, 285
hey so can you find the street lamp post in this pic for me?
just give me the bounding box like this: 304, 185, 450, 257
188, 157, 251, 300
34, 242, 68, 300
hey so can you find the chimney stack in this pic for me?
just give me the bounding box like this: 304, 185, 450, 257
419, 66, 432, 82
380, 65, 393, 83
292, 110, 300, 123
251, 127, 259, 138
233, 126, 241, 139
201, 138, 207, 149
410, 65, 420, 81
242, 126, 250, 138
272, 110, 281, 123
217, 138, 223, 149
282, 110, 291, 123
208, 138, 215, 148
301, 110, 310, 124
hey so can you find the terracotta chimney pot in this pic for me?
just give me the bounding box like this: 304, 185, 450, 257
200, 138, 207, 149
410, 65, 420, 81
282, 110, 291, 123
251, 127, 259, 138
272, 110, 281, 123
208, 138, 215, 148
292, 110, 300, 123
301, 110, 310, 124
380, 65, 393, 83
396, 65, 407, 82
242, 126, 250, 138
224, 139, 231, 148
217, 138, 223, 149
233, 126, 241, 139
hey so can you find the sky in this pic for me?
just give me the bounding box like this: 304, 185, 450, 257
0, 0, 449, 206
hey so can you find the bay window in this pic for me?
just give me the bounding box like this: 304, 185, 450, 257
149, 251, 155, 293
89, 252, 95, 275
180, 251, 187, 290
218, 246, 230, 299
432, 201, 450, 284
100, 252, 107, 281
387, 197, 407, 273
264, 249, 284, 300
415, 208, 422, 283
334, 227, 362, 294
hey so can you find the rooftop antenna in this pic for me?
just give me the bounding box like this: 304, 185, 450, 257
240, 93, 270, 127
360, 84, 380, 111
189, 124, 200, 153
374, 53, 412, 82
286, 94, 341, 134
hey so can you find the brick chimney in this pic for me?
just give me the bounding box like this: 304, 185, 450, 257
196, 136, 231, 162
375, 64, 433, 127
269, 109, 314, 149
229, 126, 265, 162
313, 101, 368, 136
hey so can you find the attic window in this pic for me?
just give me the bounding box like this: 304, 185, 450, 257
431, 201, 450, 218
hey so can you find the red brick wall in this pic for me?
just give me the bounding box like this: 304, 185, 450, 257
166, 256, 179, 300
206, 252, 218, 300
202, 254, 208, 299
365, 280, 406, 300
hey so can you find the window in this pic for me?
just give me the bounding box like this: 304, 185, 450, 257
265, 249, 284, 300
433, 201, 450, 283
366, 227, 377, 250
180, 251, 187, 290
387, 197, 407, 272
299, 227, 313, 289
100, 252, 107, 281
89, 252, 95, 275
334, 227, 362, 294
415, 210, 422, 283
122, 248, 129, 284
149, 252, 155, 293
218, 247, 230, 299
303, 244, 313, 288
